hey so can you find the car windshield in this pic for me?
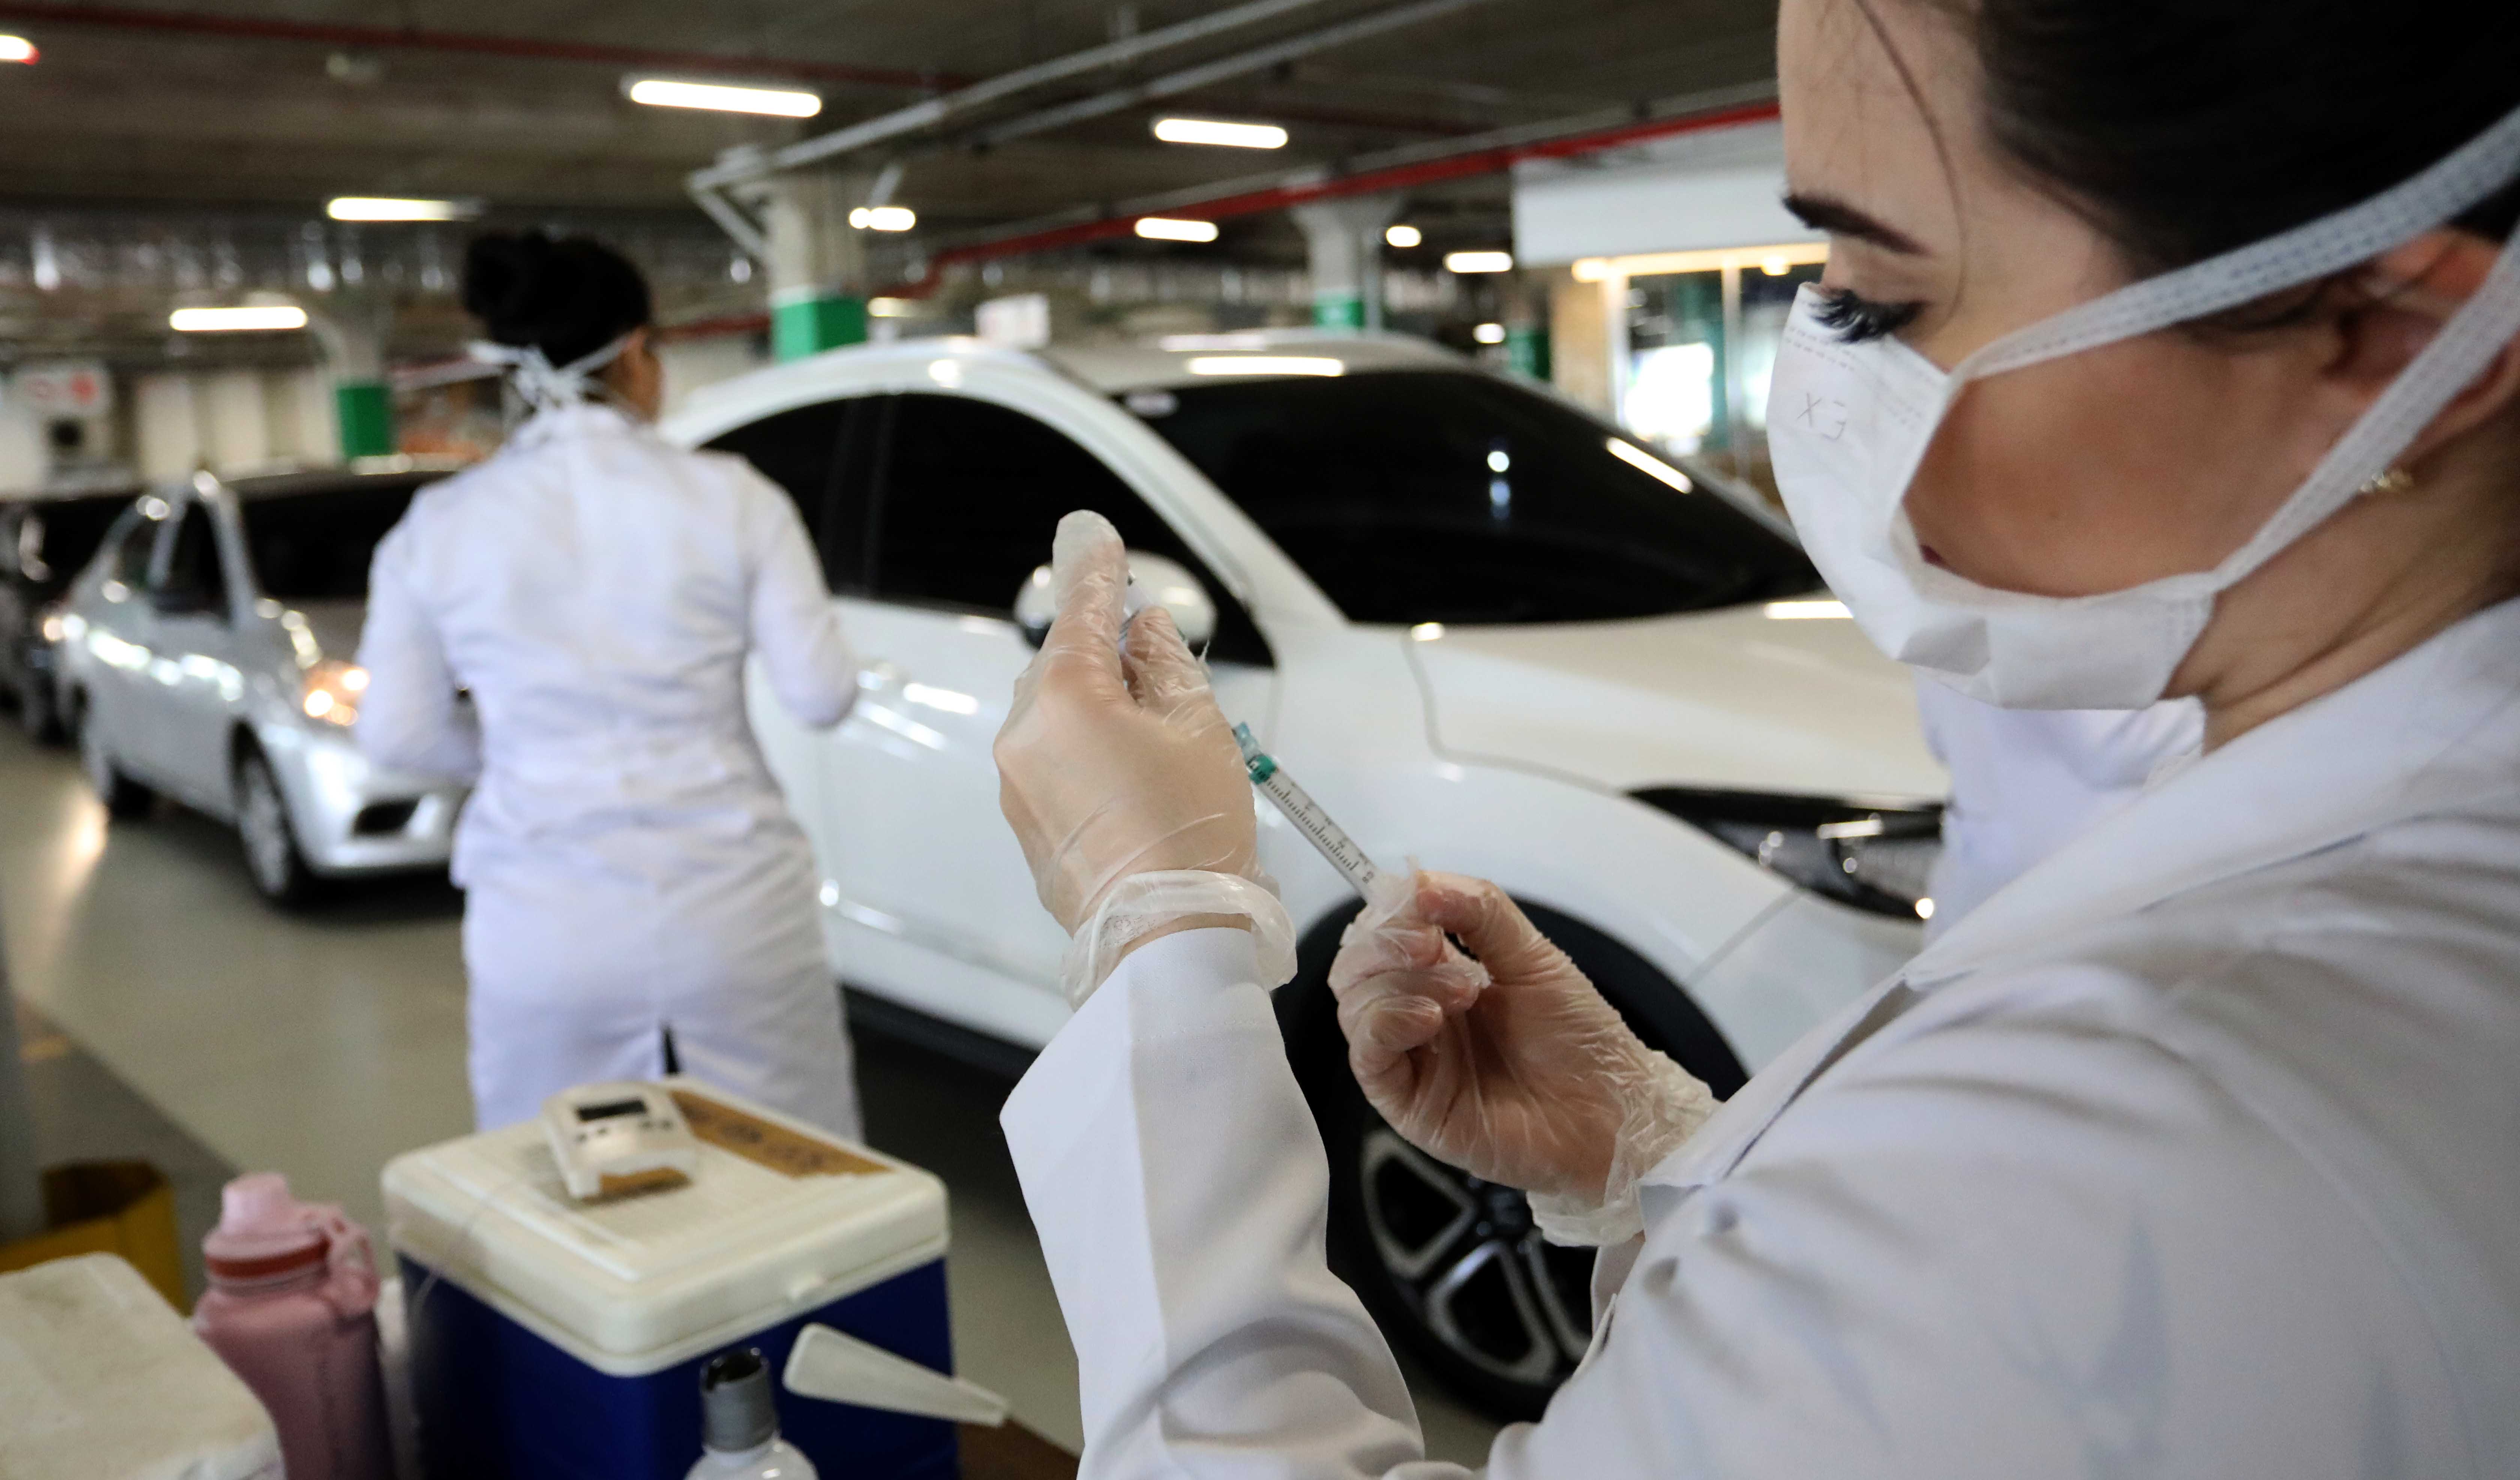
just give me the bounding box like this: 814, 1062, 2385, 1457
1124, 369, 1819, 625
14, 494, 132, 592
238, 480, 429, 601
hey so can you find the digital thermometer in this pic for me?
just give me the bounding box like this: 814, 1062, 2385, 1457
540, 1082, 700, 1201
1233, 723, 1389, 899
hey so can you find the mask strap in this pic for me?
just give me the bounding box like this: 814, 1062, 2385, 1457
2213, 224, 2520, 583
471, 331, 638, 416
1960, 98, 2520, 381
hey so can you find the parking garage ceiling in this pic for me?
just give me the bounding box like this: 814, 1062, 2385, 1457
0, 0, 1778, 220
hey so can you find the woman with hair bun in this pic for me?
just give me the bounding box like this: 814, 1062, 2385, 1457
356, 231, 864, 1136
983, 0, 2520, 1474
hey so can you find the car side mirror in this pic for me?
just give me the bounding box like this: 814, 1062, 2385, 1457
1014, 551, 1219, 652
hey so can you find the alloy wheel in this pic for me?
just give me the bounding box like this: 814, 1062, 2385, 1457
1356, 1127, 1595, 1390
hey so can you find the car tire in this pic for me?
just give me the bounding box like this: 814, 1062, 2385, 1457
74, 694, 156, 820
235, 747, 320, 908
1285, 899, 1748, 1422
18, 669, 62, 744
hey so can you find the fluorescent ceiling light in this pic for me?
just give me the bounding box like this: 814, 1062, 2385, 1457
847, 205, 916, 231
1605, 437, 1692, 493
625, 77, 821, 118
1384, 223, 1421, 249
0, 34, 36, 63
1152, 117, 1288, 149
1473, 322, 1506, 345
1444, 250, 1514, 274
171, 305, 309, 332
326, 196, 476, 222
1764, 599, 1852, 620
1185, 356, 1344, 377
868, 297, 919, 317
1135, 217, 1220, 243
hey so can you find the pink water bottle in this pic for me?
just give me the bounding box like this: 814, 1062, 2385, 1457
192, 1172, 393, 1480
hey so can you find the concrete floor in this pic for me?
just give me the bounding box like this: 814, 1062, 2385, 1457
0, 723, 1501, 1465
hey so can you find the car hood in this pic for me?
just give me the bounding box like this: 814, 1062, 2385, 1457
1407, 605, 1946, 801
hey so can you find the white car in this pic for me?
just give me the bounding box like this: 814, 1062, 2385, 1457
664, 330, 1944, 1417
55, 467, 471, 905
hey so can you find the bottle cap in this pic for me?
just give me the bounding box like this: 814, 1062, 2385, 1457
700, 1348, 777, 1453
202, 1173, 327, 1282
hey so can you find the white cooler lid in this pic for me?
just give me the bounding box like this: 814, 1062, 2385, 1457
382, 1076, 947, 1375
0, 1254, 283, 1480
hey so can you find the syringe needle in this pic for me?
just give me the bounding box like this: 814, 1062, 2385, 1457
1233, 724, 1388, 898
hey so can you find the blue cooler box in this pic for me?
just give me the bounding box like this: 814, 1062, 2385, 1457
383, 1077, 957, 1480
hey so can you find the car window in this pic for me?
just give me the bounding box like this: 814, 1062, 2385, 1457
1128, 369, 1821, 625
866, 393, 1269, 664
702, 398, 875, 594
14, 494, 132, 591
164, 505, 228, 610
109, 508, 162, 589
239, 482, 424, 602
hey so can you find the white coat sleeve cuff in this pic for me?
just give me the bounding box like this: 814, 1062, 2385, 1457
1000, 927, 1428, 1480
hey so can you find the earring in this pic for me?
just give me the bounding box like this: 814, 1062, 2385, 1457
2358, 467, 2418, 497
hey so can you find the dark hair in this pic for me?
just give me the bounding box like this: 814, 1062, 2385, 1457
1917, 0, 2520, 276
460, 231, 652, 366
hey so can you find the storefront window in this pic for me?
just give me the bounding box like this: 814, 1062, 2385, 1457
1599, 248, 1827, 507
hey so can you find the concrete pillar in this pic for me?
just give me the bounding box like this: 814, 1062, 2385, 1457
201, 371, 270, 471
749, 171, 873, 362
1547, 269, 1613, 418
312, 302, 393, 460
1292, 195, 1403, 332
134, 374, 202, 481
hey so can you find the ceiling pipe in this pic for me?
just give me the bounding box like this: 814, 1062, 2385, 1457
900, 84, 1782, 285
970, 0, 1511, 149
687, 0, 1343, 193
0, 0, 953, 91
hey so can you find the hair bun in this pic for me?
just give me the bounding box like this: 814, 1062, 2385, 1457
459, 230, 652, 366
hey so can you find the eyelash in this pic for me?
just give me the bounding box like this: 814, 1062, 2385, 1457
1814, 287, 1924, 345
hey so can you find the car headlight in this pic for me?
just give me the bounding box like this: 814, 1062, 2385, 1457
1633, 787, 1944, 921
300, 659, 368, 727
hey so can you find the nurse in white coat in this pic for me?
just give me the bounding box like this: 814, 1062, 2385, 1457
358, 232, 862, 1135
990, 1, 2520, 1474
1913, 684, 2203, 935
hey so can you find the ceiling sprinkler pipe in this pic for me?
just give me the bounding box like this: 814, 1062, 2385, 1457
874, 93, 1783, 296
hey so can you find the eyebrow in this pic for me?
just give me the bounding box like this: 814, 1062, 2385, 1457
1782, 192, 1928, 256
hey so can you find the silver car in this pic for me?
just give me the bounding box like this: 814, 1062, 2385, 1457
56, 465, 469, 905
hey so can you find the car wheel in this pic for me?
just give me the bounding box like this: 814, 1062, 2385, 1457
236, 749, 319, 907
75, 695, 155, 820
20, 676, 61, 743
1289, 900, 1748, 1421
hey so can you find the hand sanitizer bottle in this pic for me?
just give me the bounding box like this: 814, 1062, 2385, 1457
687, 1348, 818, 1480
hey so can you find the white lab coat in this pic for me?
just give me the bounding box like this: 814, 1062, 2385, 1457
358, 403, 863, 1135
1002, 596, 2520, 1478
1914, 682, 2204, 935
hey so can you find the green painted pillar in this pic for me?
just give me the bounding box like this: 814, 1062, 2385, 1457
336, 380, 393, 458
772, 291, 869, 361
1506, 324, 1551, 381
1312, 292, 1367, 331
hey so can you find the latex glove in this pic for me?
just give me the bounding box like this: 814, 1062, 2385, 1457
1329, 870, 1717, 1244
997, 511, 1279, 995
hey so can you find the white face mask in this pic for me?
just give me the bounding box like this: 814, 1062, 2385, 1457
1771, 103, 2520, 710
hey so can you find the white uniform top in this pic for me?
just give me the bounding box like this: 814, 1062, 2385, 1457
1002, 596, 2520, 1478
1915, 683, 2204, 935
357, 403, 863, 1133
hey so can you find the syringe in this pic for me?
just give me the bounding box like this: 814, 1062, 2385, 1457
1232, 723, 1388, 898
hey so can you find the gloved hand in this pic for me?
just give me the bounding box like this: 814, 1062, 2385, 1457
1330, 871, 1717, 1244
997, 511, 1289, 1000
